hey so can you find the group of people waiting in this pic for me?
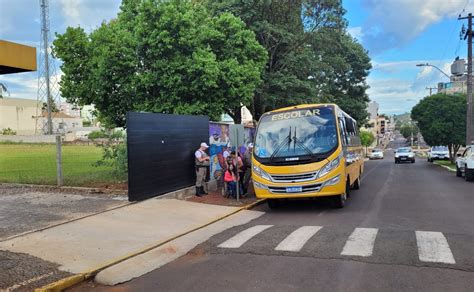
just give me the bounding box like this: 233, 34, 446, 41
223, 143, 253, 198
195, 142, 253, 198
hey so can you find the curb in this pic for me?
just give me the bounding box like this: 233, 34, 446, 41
434, 163, 456, 172
0, 182, 127, 195
35, 198, 266, 292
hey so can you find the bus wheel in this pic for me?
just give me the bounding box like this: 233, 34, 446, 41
345, 176, 351, 197
332, 193, 346, 208
333, 180, 349, 208
352, 176, 361, 190
267, 199, 280, 209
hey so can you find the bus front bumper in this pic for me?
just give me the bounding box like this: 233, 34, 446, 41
252, 174, 346, 199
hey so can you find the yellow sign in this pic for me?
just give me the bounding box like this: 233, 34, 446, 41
271, 109, 320, 121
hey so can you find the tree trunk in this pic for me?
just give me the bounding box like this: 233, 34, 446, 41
452, 144, 461, 164
448, 144, 461, 164
228, 107, 242, 124
252, 92, 265, 121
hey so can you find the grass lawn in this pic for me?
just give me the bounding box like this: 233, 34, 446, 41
433, 160, 456, 171
0, 143, 126, 187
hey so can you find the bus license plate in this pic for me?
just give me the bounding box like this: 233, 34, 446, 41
286, 186, 302, 193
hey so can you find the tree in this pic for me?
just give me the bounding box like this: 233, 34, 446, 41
42, 101, 60, 113
205, 0, 371, 125
400, 123, 418, 140
0, 82, 8, 98
360, 129, 375, 156
411, 93, 466, 163
53, 0, 267, 127
307, 28, 371, 124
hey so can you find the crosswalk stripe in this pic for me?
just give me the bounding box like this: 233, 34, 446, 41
341, 227, 378, 257
415, 231, 456, 264
275, 226, 322, 252
218, 225, 273, 248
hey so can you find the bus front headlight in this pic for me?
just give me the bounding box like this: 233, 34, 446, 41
317, 155, 341, 179
253, 164, 272, 181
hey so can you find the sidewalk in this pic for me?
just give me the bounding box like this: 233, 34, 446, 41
0, 197, 264, 289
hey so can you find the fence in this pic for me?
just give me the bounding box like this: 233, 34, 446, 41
0, 133, 127, 189
0, 119, 255, 194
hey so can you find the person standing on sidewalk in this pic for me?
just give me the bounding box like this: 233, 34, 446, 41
195, 142, 210, 197
243, 143, 253, 195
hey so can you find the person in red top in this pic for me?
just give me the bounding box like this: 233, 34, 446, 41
224, 161, 238, 198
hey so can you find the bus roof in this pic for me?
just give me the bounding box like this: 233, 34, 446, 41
267, 103, 338, 113
264, 103, 356, 123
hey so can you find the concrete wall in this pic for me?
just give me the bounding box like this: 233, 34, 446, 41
0, 98, 39, 135
0, 135, 56, 143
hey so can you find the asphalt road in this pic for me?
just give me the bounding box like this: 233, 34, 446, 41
78, 138, 474, 292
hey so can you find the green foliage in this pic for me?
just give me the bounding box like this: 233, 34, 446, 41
1, 128, 17, 135
205, 0, 371, 124
42, 101, 60, 113
360, 130, 375, 147
93, 130, 128, 177
399, 123, 418, 140
53, 0, 267, 127
87, 130, 109, 140
411, 93, 466, 162
83, 120, 92, 127
395, 120, 402, 130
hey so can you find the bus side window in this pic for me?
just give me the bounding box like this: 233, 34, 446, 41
339, 118, 349, 146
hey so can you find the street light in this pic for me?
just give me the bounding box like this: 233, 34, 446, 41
416, 63, 451, 79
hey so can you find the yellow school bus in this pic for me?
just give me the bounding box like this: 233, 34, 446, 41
252, 104, 364, 208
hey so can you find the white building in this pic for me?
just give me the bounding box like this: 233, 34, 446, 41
39, 111, 83, 134
0, 97, 39, 135
367, 101, 379, 120
0, 97, 84, 135
60, 102, 81, 118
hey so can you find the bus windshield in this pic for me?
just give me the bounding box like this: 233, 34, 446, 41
254, 106, 337, 159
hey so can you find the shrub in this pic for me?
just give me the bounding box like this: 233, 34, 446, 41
87, 130, 108, 140
1, 128, 17, 135
93, 129, 127, 178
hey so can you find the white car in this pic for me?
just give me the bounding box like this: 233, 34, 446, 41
369, 148, 384, 159
427, 146, 449, 162
456, 145, 474, 181
395, 147, 415, 163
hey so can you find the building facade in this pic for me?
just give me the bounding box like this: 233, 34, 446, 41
0, 97, 83, 135
0, 97, 39, 135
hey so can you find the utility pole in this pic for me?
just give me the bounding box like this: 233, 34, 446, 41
37, 0, 60, 135
40, 0, 52, 134
459, 13, 474, 146
425, 87, 437, 96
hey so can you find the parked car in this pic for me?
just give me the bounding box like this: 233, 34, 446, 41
369, 148, 384, 159
427, 146, 449, 162
456, 145, 474, 181
395, 147, 415, 164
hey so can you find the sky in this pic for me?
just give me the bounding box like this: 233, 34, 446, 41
0, 0, 473, 115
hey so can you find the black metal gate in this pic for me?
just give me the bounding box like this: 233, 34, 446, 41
127, 112, 209, 201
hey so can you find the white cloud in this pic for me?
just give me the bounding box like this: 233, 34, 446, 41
0, 70, 63, 101
367, 59, 453, 114
361, 0, 474, 53
59, 0, 121, 30
60, 0, 81, 25
348, 26, 363, 41
0, 72, 38, 99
